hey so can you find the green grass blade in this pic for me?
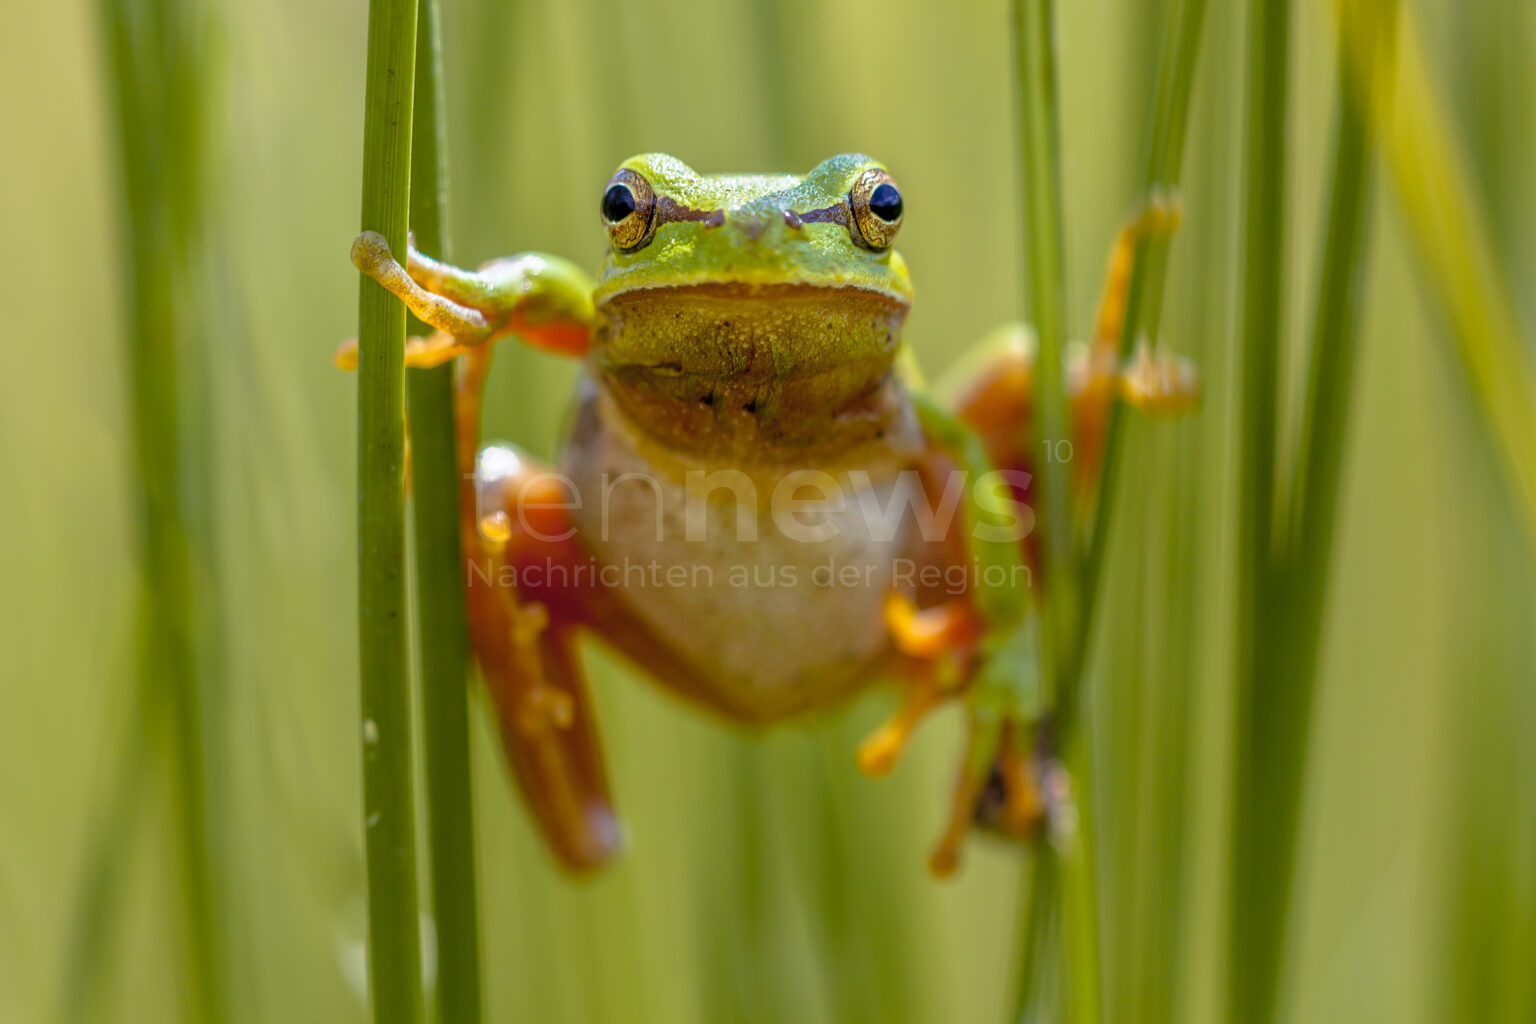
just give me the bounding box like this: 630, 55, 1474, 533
55, 687, 155, 1023
1012, 852, 1063, 1024
1226, 0, 1294, 1018
1010, 1, 1098, 1019
1059, 0, 1210, 725
405, 1, 486, 1021
1283, 0, 1397, 752
1361, 2, 1536, 554
1010, 0, 1075, 707
95, 0, 230, 1018
355, 0, 426, 1020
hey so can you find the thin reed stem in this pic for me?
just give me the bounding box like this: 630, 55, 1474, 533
355, 0, 426, 1020
1362, 1, 1536, 552
1285, 0, 1395, 743
406, 1, 486, 1021
1011, 0, 1075, 708
1012, 851, 1063, 1022
1010, 1, 1098, 1020
1226, 0, 1293, 1018
1226, 3, 1397, 1023
1060, 0, 1209, 728
96, 0, 229, 1019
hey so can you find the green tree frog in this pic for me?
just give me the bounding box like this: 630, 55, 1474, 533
339, 153, 1195, 875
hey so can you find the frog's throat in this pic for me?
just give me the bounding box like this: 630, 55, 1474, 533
590, 283, 913, 465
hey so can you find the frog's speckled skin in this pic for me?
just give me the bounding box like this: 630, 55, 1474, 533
342, 154, 1198, 875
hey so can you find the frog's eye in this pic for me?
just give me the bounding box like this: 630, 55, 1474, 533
849, 169, 903, 250
602, 169, 657, 253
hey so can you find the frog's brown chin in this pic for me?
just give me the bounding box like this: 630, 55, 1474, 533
590, 282, 914, 465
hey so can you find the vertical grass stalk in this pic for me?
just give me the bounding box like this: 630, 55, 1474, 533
56, 684, 156, 1022
355, 0, 426, 1021
1227, 3, 1396, 1023
1009, 2, 1096, 1020
1009, 0, 1210, 1017
1360, 2, 1536, 551
1011, 0, 1075, 707
1012, 850, 1064, 1023
1226, 0, 1293, 1018
1283, 0, 1395, 760
405, 0, 486, 1021
1061, 0, 1209, 725
96, 0, 230, 1019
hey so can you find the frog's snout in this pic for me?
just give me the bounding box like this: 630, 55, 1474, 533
729, 207, 812, 245
734, 211, 774, 242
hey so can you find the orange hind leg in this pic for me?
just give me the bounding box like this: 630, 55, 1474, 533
454, 349, 623, 871
865, 198, 1201, 872
947, 194, 1198, 499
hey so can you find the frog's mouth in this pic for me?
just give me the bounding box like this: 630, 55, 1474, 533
590, 282, 912, 457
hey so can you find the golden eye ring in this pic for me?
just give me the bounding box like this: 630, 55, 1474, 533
848, 168, 903, 250
601, 169, 657, 253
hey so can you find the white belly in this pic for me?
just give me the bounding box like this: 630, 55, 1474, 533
560, 383, 920, 721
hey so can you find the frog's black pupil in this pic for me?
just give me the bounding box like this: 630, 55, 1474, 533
869, 183, 902, 222
603, 184, 636, 223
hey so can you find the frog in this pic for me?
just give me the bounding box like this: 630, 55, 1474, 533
337, 153, 1196, 875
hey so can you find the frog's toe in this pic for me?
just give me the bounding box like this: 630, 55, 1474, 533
1136, 187, 1185, 237
860, 597, 985, 778
1119, 339, 1200, 417
928, 722, 1055, 876
926, 706, 1003, 878
857, 681, 942, 778
333, 338, 359, 370
351, 229, 395, 275
971, 726, 1050, 842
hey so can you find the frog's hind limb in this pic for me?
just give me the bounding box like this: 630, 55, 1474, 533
459, 347, 624, 872
943, 194, 1199, 501
1075, 192, 1199, 486
457, 346, 733, 872
867, 198, 1201, 875
463, 508, 622, 871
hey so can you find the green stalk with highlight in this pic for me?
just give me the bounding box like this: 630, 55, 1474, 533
1061, 0, 1209, 728
406, 0, 486, 1021
1009, 1, 1098, 1020
355, 0, 425, 1020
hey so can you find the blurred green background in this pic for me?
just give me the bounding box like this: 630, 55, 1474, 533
2, 0, 1533, 1022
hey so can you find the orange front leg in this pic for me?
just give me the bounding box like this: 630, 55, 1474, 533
851, 425, 1047, 877
339, 234, 614, 870
860, 589, 1049, 876
335, 231, 595, 368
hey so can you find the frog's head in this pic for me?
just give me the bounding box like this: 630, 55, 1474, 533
593, 153, 912, 304
590, 153, 915, 459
